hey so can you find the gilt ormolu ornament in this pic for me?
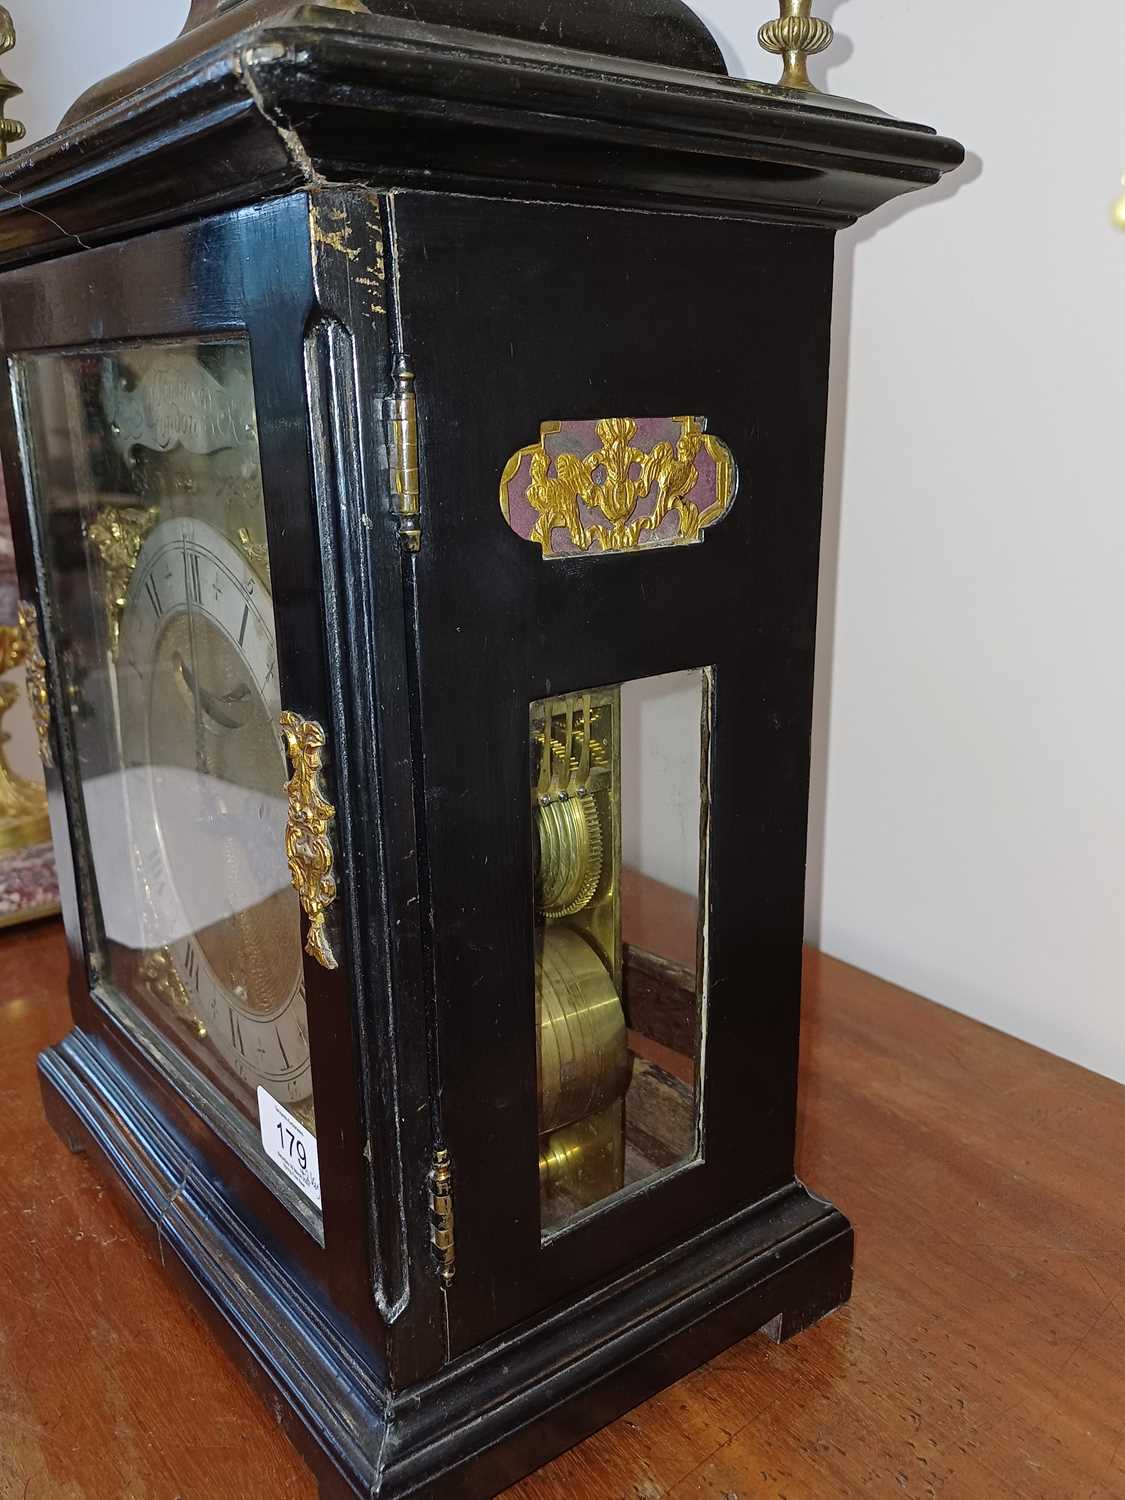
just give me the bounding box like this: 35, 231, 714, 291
0, 458, 57, 927
0, 621, 50, 851
0, 3, 962, 1495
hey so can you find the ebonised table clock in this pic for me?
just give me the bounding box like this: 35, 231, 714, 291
0, 2, 962, 1495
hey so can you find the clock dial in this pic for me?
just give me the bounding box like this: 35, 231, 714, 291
119, 518, 311, 1104
17, 337, 323, 1217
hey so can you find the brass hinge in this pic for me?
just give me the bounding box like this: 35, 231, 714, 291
428, 1146, 455, 1285
388, 354, 420, 552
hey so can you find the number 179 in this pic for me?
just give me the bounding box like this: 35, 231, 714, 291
276, 1122, 308, 1173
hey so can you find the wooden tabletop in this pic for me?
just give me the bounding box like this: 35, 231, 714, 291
3, 920, 1124, 1499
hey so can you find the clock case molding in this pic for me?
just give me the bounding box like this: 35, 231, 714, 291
0, 2, 963, 264
0, 6, 963, 1498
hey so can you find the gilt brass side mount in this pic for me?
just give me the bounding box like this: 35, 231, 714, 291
279, 710, 339, 972
500, 416, 736, 559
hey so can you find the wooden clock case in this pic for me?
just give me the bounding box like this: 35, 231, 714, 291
0, 4, 963, 1496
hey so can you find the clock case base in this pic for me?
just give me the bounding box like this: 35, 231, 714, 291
40, 1027, 852, 1500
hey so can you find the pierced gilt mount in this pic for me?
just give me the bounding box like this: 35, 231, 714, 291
236, 526, 271, 584
17, 601, 52, 769
758, 0, 833, 92
140, 947, 208, 1040
86, 505, 159, 659
279, 711, 339, 972
0, 8, 24, 161
500, 416, 737, 559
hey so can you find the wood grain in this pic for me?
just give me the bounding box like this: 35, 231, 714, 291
3, 918, 1125, 1498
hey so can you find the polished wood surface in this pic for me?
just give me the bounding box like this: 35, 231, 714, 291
3, 916, 1124, 1498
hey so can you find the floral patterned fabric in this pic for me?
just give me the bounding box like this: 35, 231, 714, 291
0, 840, 60, 925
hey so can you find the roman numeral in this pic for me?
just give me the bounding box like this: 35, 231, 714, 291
145, 578, 163, 619
276, 1028, 291, 1071
183, 942, 199, 991
229, 1011, 245, 1056
187, 552, 202, 603
238, 604, 250, 649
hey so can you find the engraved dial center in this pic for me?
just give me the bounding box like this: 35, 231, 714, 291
148, 608, 298, 1014
172, 648, 253, 733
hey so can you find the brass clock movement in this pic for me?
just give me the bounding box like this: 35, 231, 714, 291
0, 2, 962, 1496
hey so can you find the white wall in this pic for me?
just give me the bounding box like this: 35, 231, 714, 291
11, 3, 1125, 1081
814, 3, 1125, 1087
697, 0, 1125, 1084
621, 670, 704, 896
1, 3, 188, 780
7, 0, 188, 147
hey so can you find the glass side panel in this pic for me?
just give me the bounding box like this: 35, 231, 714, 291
15, 339, 318, 1222
532, 668, 710, 1235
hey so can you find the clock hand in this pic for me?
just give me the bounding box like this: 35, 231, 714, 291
180, 545, 208, 778
173, 651, 253, 731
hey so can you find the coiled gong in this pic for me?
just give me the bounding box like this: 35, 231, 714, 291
536, 925, 626, 1136
536, 792, 603, 919
532, 689, 627, 1209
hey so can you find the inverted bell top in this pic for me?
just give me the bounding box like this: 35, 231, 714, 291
0, 1, 965, 267
64, 0, 727, 125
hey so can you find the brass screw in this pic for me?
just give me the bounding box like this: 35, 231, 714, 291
758, 0, 834, 92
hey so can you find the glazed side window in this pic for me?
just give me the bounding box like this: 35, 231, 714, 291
531, 667, 712, 1234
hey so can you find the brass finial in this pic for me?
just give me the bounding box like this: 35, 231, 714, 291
758, 0, 834, 92
0, 7, 24, 160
